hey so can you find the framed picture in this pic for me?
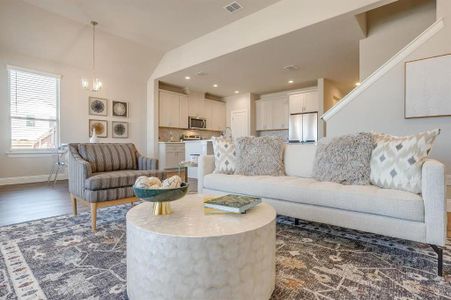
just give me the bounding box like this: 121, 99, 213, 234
89, 119, 108, 138
405, 53, 451, 118
112, 121, 129, 138
112, 100, 128, 117
89, 97, 108, 116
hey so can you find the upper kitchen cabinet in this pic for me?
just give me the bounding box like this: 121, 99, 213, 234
288, 89, 319, 114
256, 93, 288, 130
159, 90, 188, 128
188, 94, 205, 118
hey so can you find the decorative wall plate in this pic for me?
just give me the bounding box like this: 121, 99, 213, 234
112, 121, 129, 138
89, 119, 108, 138
112, 101, 128, 117
89, 97, 108, 116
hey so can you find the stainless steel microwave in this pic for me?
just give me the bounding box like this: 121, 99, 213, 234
188, 116, 207, 129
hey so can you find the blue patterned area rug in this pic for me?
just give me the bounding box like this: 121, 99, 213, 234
1, 205, 451, 299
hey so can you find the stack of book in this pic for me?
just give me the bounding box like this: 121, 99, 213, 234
203, 194, 261, 214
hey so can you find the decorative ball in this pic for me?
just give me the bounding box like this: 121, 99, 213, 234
135, 176, 152, 188
162, 175, 182, 189
147, 177, 162, 187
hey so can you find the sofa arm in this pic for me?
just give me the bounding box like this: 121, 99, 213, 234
68, 144, 92, 198
422, 159, 447, 246
137, 154, 159, 170
198, 155, 215, 193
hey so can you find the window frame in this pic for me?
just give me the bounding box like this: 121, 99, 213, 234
7, 65, 62, 155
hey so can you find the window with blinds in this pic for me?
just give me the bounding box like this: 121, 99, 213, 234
8, 67, 60, 151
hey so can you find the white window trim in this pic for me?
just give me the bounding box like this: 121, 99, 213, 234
7, 65, 62, 154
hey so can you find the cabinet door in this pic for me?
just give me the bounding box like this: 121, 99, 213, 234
203, 100, 213, 130
262, 101, 272, 130
188, 95, 205, 118
256, 100, 264, 131
217, 101, 226, 131
179, 95, 188, 129
159, 91, 177, 127
272, 98, 289, 129
289, 94, 304, 114
303, 91, 319, 113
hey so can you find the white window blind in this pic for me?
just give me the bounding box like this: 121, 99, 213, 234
8, 67, 60, 151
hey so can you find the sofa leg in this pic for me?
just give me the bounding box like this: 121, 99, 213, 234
294, 218, 300, 226
430, 244, 444, 277
71, 194, 78, 216
91, 203, 97, 232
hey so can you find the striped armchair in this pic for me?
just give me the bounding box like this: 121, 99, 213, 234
68, 143, 166, 231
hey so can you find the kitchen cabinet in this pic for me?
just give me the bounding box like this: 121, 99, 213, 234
188, 94, 205, 118
158, 142, 185, 169
289, 90, 319, 114
272, 98, 289, 129
256, 100, 273, 130
179, 95, 188, 128
256, 96, 288, 130
159, 90, 188, 128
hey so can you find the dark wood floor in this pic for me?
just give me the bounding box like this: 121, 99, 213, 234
0, 180, 88, 226
0, 178, 198, 226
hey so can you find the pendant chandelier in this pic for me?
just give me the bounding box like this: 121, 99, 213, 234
81, 21, 103, 92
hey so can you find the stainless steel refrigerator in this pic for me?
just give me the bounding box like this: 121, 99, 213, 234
288, 112, 318, 143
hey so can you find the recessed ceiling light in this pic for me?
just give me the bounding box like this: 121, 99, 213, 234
355, 82, 361, 86
213, 84, 218, 88
185, 76, 191, 80
288, 80, 294, 84
234, 90, 239, 94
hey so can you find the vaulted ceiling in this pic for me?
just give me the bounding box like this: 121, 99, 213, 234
22, 0, 281, 52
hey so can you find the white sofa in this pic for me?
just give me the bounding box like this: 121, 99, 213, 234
198, 143, 447, 275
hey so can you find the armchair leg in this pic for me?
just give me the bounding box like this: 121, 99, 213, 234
430, 244, 444, 277
91, 203, 97, 232
71, 195, 78, 216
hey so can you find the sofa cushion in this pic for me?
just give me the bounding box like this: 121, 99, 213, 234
284, 144, 316, 178
85, 170, 165, 190
78, 143, 137, 173
312, 133, 375, 185
212, 136, 237, 174
235, 136, 285, 176
203, 174, 424, 222
370, 129, 440, 194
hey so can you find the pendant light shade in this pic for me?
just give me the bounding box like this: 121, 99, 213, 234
82, 21, 102, 92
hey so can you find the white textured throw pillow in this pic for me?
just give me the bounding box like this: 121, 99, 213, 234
212, 136, 236, 174
370, 129, 440, 194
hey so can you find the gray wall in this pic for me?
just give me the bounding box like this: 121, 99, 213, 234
328, 0, 451, 175
359, 0, 436, 80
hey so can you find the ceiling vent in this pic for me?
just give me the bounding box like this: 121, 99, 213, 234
224, 1, 243, 13
283, 64, 300, 72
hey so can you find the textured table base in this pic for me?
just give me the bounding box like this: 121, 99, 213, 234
126, 200, 276, 300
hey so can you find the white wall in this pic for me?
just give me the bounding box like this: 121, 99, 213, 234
0, 1, 162, 180
327, 0, 451, 174
359, 0, 436, 80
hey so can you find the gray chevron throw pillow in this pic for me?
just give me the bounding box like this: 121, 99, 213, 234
370, 129, 440, 194
212, 136, 237, 174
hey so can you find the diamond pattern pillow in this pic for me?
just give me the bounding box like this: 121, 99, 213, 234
212, 136, 236, 174
370, 129, 440, 194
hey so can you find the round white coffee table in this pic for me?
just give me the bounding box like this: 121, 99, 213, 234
126, 193, 276, 300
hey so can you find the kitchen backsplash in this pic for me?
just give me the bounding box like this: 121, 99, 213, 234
159, 127, 222, 142
257, 130, 289, 141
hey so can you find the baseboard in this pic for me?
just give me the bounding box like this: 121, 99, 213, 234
0, 173, 68, 186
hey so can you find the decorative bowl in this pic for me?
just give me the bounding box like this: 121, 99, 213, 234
133, 182, 189, 203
